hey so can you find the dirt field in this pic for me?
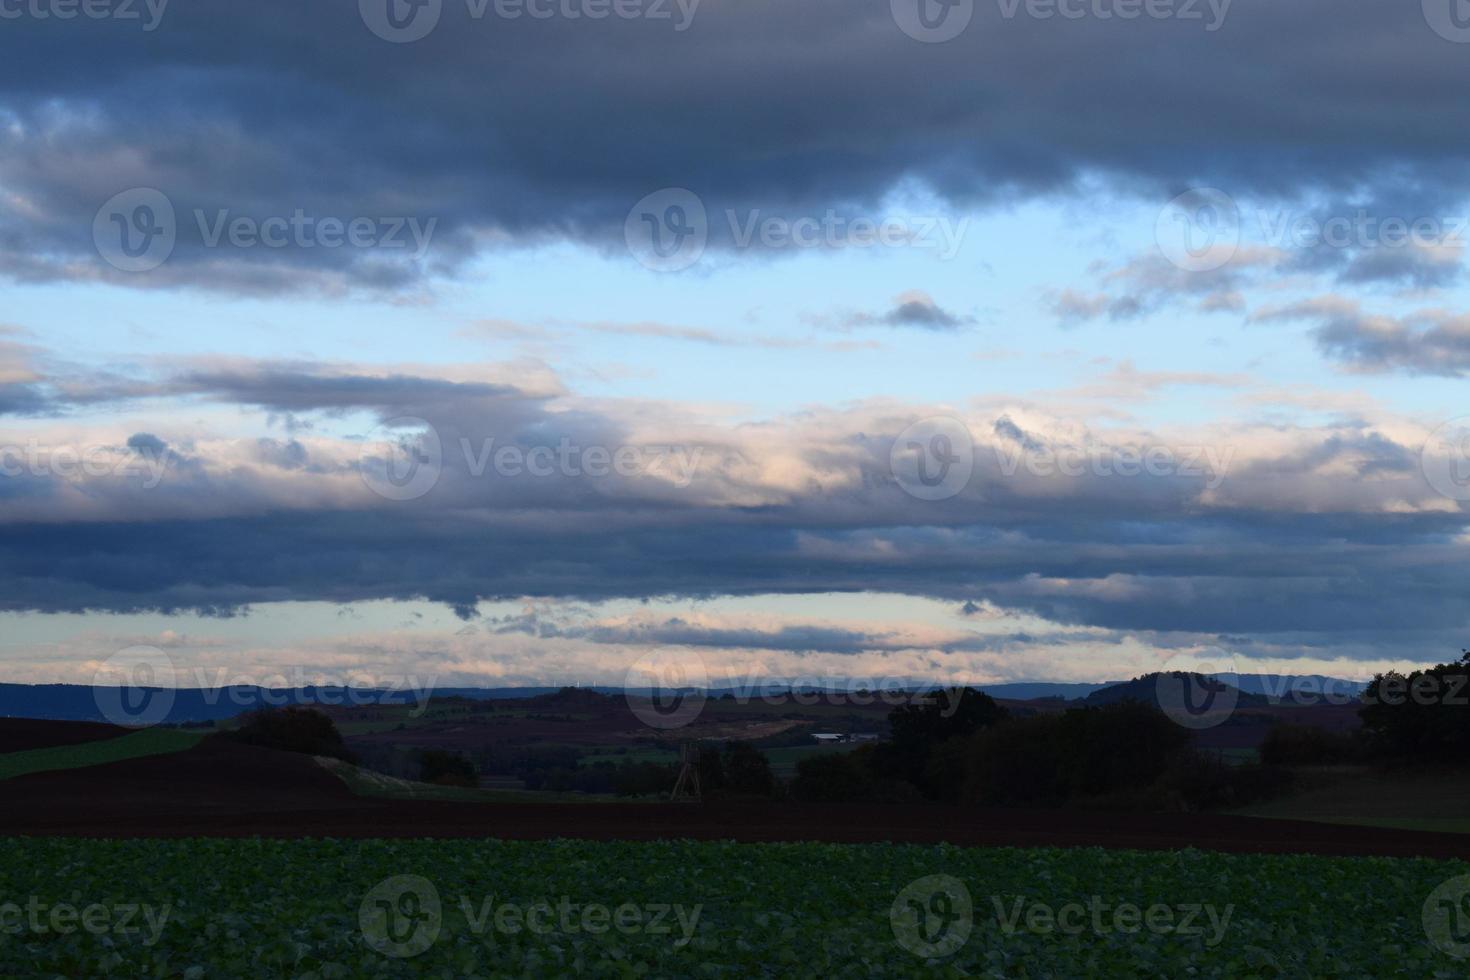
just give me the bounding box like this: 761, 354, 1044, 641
4, 736, 1470, 859
0, 718, 132, 753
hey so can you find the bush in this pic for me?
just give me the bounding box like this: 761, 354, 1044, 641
418, 749, 478, 788
721, 742, 776, 797
221, 707, 354, 762
611, 762, 677, 797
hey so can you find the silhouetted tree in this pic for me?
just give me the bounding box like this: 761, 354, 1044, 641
1360, 652, 1470, 764
221, 707, 354, 762
885, 687, 1008, 797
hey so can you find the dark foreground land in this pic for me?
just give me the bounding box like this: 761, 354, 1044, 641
3, 720, 1468, 860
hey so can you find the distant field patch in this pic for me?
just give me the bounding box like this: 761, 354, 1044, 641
763, 741, 857, 777
316, 757, 623, 804
0, 728, 202, 781
578, 745, 678, 766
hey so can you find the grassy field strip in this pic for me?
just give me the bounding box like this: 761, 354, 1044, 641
1235, 769, 1470, 835
0, 728, 202, 782
1302, 816, 1470, 835
1, 839, 1467, 977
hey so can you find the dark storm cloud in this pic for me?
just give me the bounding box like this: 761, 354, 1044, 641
4, 1, 1470, 290
1, 505, 1467, 653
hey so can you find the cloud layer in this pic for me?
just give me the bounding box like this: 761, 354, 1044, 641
1, 350, 1466, 665
6, 1, 1470, 290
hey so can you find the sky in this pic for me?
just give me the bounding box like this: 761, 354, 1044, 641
3, 0, 1470, 691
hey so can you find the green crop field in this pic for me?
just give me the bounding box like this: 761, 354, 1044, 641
0, 729, 202, 782
1, 839, 1467, 977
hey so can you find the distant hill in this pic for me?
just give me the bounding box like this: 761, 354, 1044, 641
1084, 673, 1272, 710
941, 675, 1364, 704
974, 682, 1115, 700
0, 673, 1367, 724
1004, 674, 1365, 708
0, 684, 653, 724
1230, 674, 1366, 701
